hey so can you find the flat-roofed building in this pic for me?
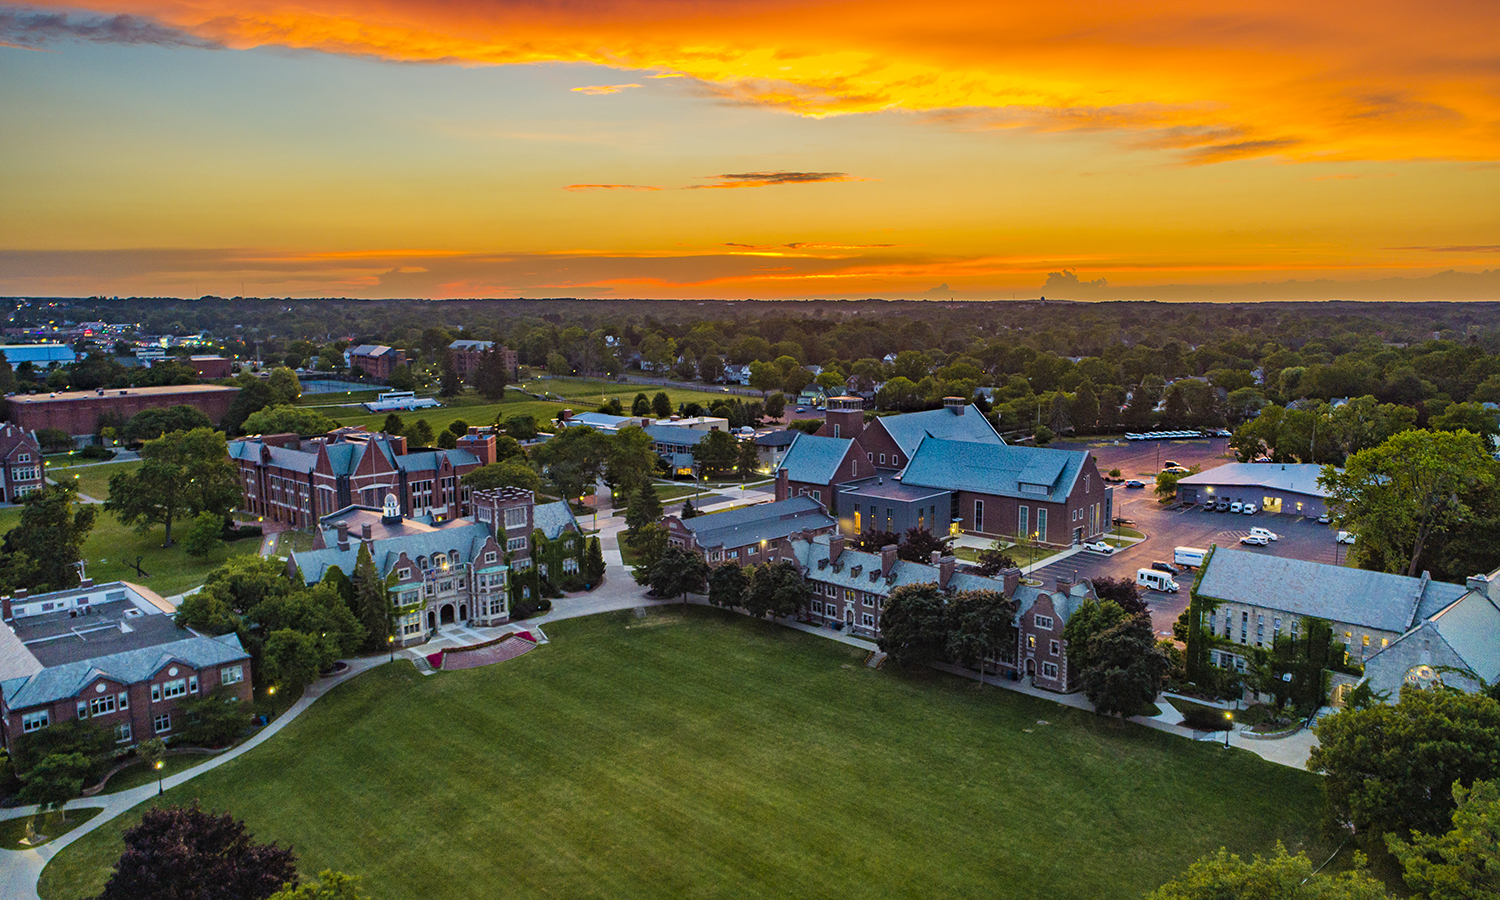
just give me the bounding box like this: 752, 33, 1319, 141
7, 383, 240, 437
1175, 463, 1330, 517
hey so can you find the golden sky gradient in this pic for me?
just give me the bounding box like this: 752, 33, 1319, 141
1, 0, 1498, 298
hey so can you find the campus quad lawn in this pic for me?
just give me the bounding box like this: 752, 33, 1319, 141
327, 395, 568, 436
529, 377, 738, 410
40, 607, 1329, 900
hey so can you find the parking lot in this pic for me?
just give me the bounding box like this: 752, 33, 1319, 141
1037, 439, 1346, 636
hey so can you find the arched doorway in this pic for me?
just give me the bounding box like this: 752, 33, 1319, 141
1025, 658, 1036, 676
459, 604, 468, 621
440, 604, 456, 625
427, 610, 436, 631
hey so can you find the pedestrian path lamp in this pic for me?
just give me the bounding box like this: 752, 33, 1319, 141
1223, 710, 1233, 748
155, 760, 164, 795
388, 634, 395, 663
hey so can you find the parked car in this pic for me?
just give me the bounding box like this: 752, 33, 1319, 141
1162, 465, 1191, 475
1229, 501, 1243, 513
1151, 561, 1180, 575
1240, 534, 1270, 546
1125, 480, 1145, 489
1163, 460, 1181, 469
1337, 531, 1358, 544
1317, 513, 1331, 524
1249, 527, 1280, 541
1242, 502, 1258, 515
1083, 540, 1114, 554
1215, 500, 1230, 512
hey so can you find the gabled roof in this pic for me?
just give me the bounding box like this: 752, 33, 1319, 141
680, 497, 835, 550
1425, 588, 1500, 684
1178, 463, 1330, 498
755, 430, 799, 448
871, 405, 1002, 457
533, 501, 580, 541
776, 432, 854, 485
291, 520, 497, 584
899, 437, 1088, 504
1194, 548, 1467, 633
644, 424, 709, 446
1, 633, 248, 711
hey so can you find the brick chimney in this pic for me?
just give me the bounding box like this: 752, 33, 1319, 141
1055, 572, 1075, 593
881, 543, 898, 573
943, 396, 965, 415
775, 467, 790, 502
1001, 567, 1021, 595
361, 523, 372, 542
337, 522, 350, 551
79, 578, 93, 589
938, 555, 956, 588
829, 534, 847, 563
930, 550, 942, 565
1, 594, 10, 621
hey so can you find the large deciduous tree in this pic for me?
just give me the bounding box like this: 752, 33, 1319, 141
1147, 845, 1390, 900
18, 752, 91, 832
878, 583, 951, 666
0, 481, 96, 593
106, 427, 240, 548
1321, 429, 1497, 577
533, 425, 609, 500
240, 405, 337, 437
90, 802, 298, 900
692, 430, 739, 478
1076, 613, 1170, 718
743, 561, 809, 619
1386, 779, 1500, 900
946, 589, 1017, 685
648, 546, 708, 602
605, 426, 658, 498
462, 458, 541, 494
707, 563, 749, 610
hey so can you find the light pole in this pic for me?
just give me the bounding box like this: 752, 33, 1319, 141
1223, 710, 1232, 748
155, 760, 164, 795
388, 634, 395, 663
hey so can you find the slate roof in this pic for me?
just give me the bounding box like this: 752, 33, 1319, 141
349, 344, 397, 357
1, 633, 249, 711
645, 424, 709, 447
395, 448, 479, 472
681, 498, 835, 550
755, 430, 799, 448
898, 437, 1087, 504
533, 500, 580, 540
1194, 547, 1466, 633
0, 624, 42, 684
291, 520, 497, 584
776, 432, 854, 484
874, 405, 1002, 456
1177, 463, 1330, 497
1424, 588, 1500, 684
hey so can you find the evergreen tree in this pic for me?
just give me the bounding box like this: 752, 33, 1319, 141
409, 419, 434, 447
583, 536, 606, 586
352, 544, 390, 652
681, 498, 698, 518
651, 391, 672, 419
624, 482, 662, 542
631, 393, 651, 416
381, 413, 404, 436
438, 348, 461, 397
473, 345, 511, 400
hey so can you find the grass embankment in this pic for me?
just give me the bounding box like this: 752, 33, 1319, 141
1, 808, 104, 850
42, 607, 1329, 900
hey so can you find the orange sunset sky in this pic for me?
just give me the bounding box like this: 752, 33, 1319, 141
1, 0, 1498, 299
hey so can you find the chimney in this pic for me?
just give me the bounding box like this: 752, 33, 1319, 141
829, 535, 846, 563
560, 409, 573, 422
389, 435, 407, 456
939, 555, 956, 589
361, 523, 372, 541
337, 522, 350, 550
15, 588, 26, 599
943, 396, 965, 415
775, 467, 790, 502
930, 550, 942, 565
1056, 572, 1075, 593
79, 578, 93, 589
881, 543, 898, 573
1467, 573, 1492, 599
1, 594, 10, 621
1001, 566, 1021, 595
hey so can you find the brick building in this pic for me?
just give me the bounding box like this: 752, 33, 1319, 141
448, 340, 519, 382
347, 345, 407, 382
187, 355, 233, 379
663, 497, 837, 566
228, 427, 493, 531
0, 582, 252, 750
0, 422, 45, 503
6, 384, 240, 438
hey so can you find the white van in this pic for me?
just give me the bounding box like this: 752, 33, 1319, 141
1137, 568, 1180, 593
1174, 547, 1207, 568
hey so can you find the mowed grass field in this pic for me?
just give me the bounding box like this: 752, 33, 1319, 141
40, 607, 1328, 900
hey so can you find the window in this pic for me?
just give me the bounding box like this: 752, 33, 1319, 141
77, 701, 88, 719
974, 499, 985, 533
485, 552, 497, 563
114, 722, 132, 743
1049, 640, 1060, 656
1036, 508, 1048, 543
507, 537, 527, 552
154, 713, 172, 734
504, 506, 528, 528
22, 710, 49, 732
563, 558, 579, 573
1018, 506, 1028, 539
862, 613, 875, 627
222, 665, 244, 685
880, 453, 886, 465
812, 601, 823, 614
18, 452, 29, 462
862, 594, 874, 607
854, 511, 861, 532
1034, 614, 1053, 630
440, 580, 454, 592
189, 675, 199, 694
1362, 634, 1370, 647
159, 678, 187, 700
118, 692, 129, 710
398, 568, 411, 579
1027, 635, 1036, 650
1042, 662, 1059, 679
90, 694, 116, 716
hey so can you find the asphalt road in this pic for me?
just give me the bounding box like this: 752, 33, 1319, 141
1038, 438, 1346, 637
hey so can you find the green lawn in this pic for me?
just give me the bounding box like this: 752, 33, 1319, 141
327, 394, 568, 436
527, 377, 734, 410
56, 459, 141, 502
94, 755, 205, 795
1, 808, 104, 850
41, 607, 1328, 900
79, 514, 260, 598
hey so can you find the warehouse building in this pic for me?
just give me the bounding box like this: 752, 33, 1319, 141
1174, 463, 1330, 518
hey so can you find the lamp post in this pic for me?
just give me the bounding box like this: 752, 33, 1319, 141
155, 760, 164, 795
388, 634, 395, 663
1223, 710, 1233, 748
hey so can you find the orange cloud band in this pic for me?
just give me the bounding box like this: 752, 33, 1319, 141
13, 0, 1500, 163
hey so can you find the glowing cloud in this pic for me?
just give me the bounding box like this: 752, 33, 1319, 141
571, 83, 641, 95
563, 183, 664, 191
689, 172, 871, 189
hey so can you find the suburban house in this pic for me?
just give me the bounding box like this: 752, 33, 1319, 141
1361, 568, 1500, 698
0, 582, 252, 750
771, 533, 1098, 692
1188, 547, 1468, 702
228, 427, 491, 531
447, 340, 519, 382
0, 422, 45, 503
346, 344, 407, 381
663, 497, 837, 566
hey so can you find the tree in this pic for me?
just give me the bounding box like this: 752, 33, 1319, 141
176, 688, 252, 747
624, 481, 664, 542
473, 344, 511, 400
0, 481, 96, 592
182, 510, 226, 558
122, 405, 213, 443
946, 589, 1017, 685
681, 498, 698, 518
1322, 429, 1498, 577
583, 536, 606, 586
748, 361, 781, 397
262, 628, 321, 696
437, 430, 457, 449
707, 563, 749, 609
1077, 613, 1170, 717
1092, 575, 1148, 615
1147, 844, 1390, 900
268, 871, 371, 900
381, 413, 404, 436
90, 802, 298, 900
646, 391, 669, 419
896, 527, 945, 562
533, 426, 609, 500
1061, 598, 1128, 677
438, 348, 461, 397
764, 392, 786, 420
200, 555, 296, 613
648, 546, 708, 601
605, 426, 658, 498
351, 543, 391, 652
36, 427, 72, 453
18, 752, 90, 832
630, 393, 650, 416
266, 367, 302, 406
692, 430, 740, 478
743, 561, 810, 619
462, 459, 541, 493
856, 530, 900, 552
386, 364, 416, 391
1310, 686, 1500, 849
222, 379, 274, 434
1155, 469, 1186, 501
9, 720, 111, 782
136, 737, 166, 784
547, 351, 571, 374
241, 405, 336, 436
106, 428, 240, 548
408, 418, 434, 447
736, 437, 761, 479
629, 524, 668, 586
974, 548, 1017, 577
1387, 779, 1500, 900
878, 583, 951, 666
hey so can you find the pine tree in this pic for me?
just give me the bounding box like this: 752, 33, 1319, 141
473, 345, 511, 400
681, 498, 698, 519
438, 348, 461, 397
381, 413, 404, 436
583, 536, 606, 586
624, 482, 663, 542
352, 544, 390, 651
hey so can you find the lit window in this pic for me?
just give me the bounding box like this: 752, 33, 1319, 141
221, 665, 244, 685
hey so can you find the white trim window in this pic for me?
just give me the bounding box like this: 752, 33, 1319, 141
1034, 615, 1054, 630
22, 710, 49, 733
1042, 662, 1059, 679
154, 713, 172, 734
504, 506, 528, 528
506, 537, 528, 552
114, 722, 132, 743
89, 694, 117, 716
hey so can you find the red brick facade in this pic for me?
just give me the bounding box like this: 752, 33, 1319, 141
7, 384, 240, 437
0, 422, 45, 503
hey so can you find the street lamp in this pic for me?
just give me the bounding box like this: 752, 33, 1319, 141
155, 760, 164, 795
1223, 710, 1233, 748
388, 634, 395, 663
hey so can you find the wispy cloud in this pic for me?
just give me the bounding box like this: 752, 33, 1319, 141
1386, 245, 1500, 253
1181, 138, 1304, 165
0, 7, 220, 49
689, 171, 873, 189
563, 183, 663, 192
570, 83, 641, 95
